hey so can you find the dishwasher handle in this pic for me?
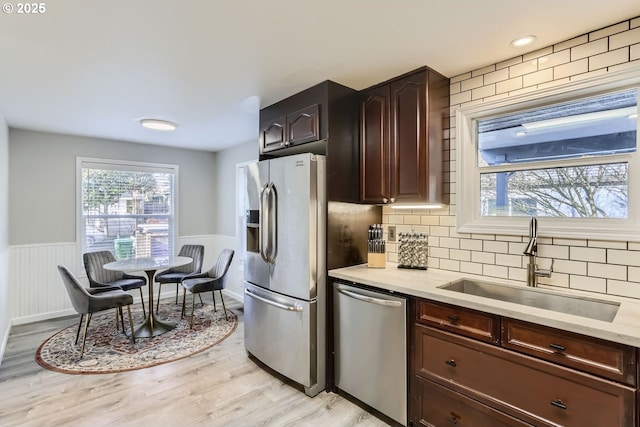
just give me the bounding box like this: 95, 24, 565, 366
245, 288, 304, 312
336, 287, 403, 307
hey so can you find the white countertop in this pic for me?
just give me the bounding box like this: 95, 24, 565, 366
329, 263, 640, 347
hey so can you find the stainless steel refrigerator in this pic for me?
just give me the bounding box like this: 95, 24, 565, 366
243, 153, 327, 397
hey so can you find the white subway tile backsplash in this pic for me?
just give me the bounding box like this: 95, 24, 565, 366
472, 251, 495, 264
495, 253, 522, 268
496, 76, 523, 94
632, 44, 640, 61
472, 84, 496, 100
450, 91, 472, 106
610, 26, 640, 49
523, 47, 554, 61
523, 68, 554, 87
571, 38, 608, 60
484, 68, 510, 85
483, 264, 509, 279
461, 76, 484, 91
460, 261, 483, 275
538, 50, 571, 70
589, 21, 629, 40
570, 247, 606, 263
450, 249, 471, 262
554, 58, 588, 79
509, 60, 538, 78
483, 240, 509, 254
553, 259, 587, 275
607, 280, 640, 299
471, 64, 496, 77
607, 249, 640, 266
383, 17, 640, 300
589, 48, 629, 71
588, 262, 627, 280
554, 35, 588, 52
570, 275, 606, 293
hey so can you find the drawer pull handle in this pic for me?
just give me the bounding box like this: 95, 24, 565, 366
445, 359, 457, 367
549, 343, 566, 352
550, 399, 567, 410
447, 315, 459, 323
446, 415, 459, 424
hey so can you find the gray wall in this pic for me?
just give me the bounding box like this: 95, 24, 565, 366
213, 140, 257, 235
0, 111, 9, 362
9, 129, 218, 245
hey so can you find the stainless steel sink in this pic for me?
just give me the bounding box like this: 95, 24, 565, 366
438, 279, 620, 322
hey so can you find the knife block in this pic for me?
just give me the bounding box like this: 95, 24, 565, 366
367, 252, 386, 268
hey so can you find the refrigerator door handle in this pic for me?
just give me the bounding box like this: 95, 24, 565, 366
336, 287, 403, 307
245, 288, 304, 312
269, 183, 278, 264
259, 184, 270, 263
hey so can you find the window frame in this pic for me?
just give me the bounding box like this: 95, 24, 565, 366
456, 67, 640, 241
76, 157, 179, 265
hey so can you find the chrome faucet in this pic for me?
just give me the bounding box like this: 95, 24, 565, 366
523, 217, 553, 287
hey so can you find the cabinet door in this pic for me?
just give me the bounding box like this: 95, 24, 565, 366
360, 85, 391, 203
287, 104, 320, 146
390, 71, 427, 202
415, 325, 636, 427
415, 376, 533, 427
260, 116, 286, 153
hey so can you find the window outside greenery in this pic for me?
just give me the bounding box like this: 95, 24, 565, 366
79, 159, 176, 259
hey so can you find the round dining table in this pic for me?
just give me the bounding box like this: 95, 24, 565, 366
104, 255, 192, 338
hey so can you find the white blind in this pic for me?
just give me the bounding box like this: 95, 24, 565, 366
78, 158, 177, 259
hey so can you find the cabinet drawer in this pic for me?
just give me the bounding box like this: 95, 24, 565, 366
415, 376, 533, 427
416, 299, 500, 344
415, 325, 635, 427
502, 318, 637, 386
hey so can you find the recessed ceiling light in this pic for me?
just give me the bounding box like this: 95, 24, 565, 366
140, 119, 176, 131
510, 35, 537, 48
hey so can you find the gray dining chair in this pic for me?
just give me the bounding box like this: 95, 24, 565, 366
83, 250, 147, 317
181, 248, 234, 328
155, 244, 204, 313
58, 265, 136, 358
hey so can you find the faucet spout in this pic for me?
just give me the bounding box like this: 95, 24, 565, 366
523, 217, 538, 256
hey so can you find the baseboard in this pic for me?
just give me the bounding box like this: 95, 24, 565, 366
11, 308, 77, 326
0, 320, 11, 368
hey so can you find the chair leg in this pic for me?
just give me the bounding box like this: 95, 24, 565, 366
175, 284, 179, 304
219, 290, 228, 321
212, 291, 217, 312
126, 305, 136, 344
181, 288, 187, 318
139, 288, 146, 317
75, 314, 84, 344
156, 283, 163, 313
80, 313, 92, 358
198, 293, 204, 305
118, 308, 126, 333
190, 293, 196, 329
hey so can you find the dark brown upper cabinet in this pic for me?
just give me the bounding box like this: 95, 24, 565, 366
258, 80, 361, 203
360, 67, 449, 205
260, 104, 320, 153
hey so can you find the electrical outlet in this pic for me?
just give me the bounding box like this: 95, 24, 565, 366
388, 225, 396, 242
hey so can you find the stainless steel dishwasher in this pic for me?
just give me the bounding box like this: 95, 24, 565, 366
333, 282, 407, 426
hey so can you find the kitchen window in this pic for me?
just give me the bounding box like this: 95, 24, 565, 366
77, 157, 178, 259
456, 68, 640, 240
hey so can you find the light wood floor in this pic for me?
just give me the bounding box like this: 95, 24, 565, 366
0, 296, 391, 427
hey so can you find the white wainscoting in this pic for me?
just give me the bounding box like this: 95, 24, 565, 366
9, 235, 244, 325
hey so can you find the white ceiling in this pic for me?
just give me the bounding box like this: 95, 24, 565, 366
1, 1, 639, 152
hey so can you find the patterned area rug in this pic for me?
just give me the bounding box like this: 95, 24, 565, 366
36, 300, 238, 374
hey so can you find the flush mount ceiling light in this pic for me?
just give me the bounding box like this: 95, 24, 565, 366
140, 119, 177, 131
510, 35, 537, 48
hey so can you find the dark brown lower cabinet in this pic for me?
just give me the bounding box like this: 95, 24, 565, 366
416, 376, 533, 427
413, 324, 635, 427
